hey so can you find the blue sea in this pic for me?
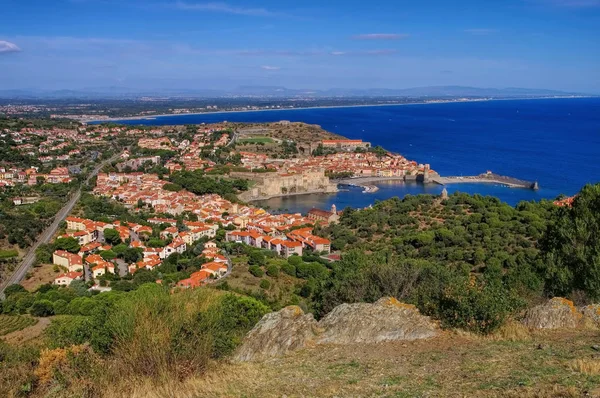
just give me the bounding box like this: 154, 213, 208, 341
111, 97, 600, 213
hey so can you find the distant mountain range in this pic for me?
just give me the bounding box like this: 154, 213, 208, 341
0, 85, 592, 99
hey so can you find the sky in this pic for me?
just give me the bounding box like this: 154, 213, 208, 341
0, 0, 599, 93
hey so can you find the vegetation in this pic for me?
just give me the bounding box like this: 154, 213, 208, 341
169, 169, 249, 201
0, 314, 38, 336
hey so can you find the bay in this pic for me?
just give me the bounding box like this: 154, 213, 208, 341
112, 97, 600, 210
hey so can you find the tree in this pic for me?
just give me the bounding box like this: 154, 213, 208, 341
54, 237, 81, 253
104, 228, 122, 245
248, 251, 266, 266
266, 264, 280, 277
100, 250, 116, 260
249, 265, 264, 278
540, 184, 600, 300
123, 247, 143, 263
4, 284, 27, 297
30, 300, 55, 317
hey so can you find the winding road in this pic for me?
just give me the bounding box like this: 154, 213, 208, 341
0, 152, 122, 298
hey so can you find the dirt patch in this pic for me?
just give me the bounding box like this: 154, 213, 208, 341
20, 263, 60, 291
1, 317, 50, 345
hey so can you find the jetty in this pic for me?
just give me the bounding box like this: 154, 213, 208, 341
336, 172, 538, 191
431, 172, 539, 190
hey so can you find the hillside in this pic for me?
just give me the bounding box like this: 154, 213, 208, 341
128, 328, 599, 398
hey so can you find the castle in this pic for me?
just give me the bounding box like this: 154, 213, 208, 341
233, 169, 338, 201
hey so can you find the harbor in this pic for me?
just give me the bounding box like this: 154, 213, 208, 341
337, 171, 538, 193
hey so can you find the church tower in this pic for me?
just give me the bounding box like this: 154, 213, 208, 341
331, 204, 337, 215
441, 187, 448, 200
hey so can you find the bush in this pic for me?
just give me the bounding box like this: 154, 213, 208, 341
249, 265, 264, 278
248, 251, 266, 266
30, 300, 54, 317
4, 284, 26, 297
281, 262, 296, 277
53, 299, 68, 315
287, 255, 302, 266
296, 262, 329, 280
266, 264, 280, 277
104, 285, 267, 378
259, 279, 270, 290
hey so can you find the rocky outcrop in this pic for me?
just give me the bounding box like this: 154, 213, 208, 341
235, 297, 439, 362
318, 297, 438, 344
233, 306, 321, 362
580, 304, 600, 328
522, 298, 583, 329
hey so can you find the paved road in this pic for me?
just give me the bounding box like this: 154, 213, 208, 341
0, 152, 122, 298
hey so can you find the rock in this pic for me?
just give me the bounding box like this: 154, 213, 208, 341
235, 297, 439, 362
580, 304, 600, 328
233, 306, 320, 362
522, 298, 583, 329
317, 297, 438, 345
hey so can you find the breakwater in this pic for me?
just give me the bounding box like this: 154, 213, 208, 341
432, 172, 538, 190
337, 172, 538, 191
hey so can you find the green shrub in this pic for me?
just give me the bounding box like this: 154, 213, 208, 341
266, 264, 280, 277
259, 279, 270, 290
30, 300, 54, 317
248, 251, 266, 266
287, 255, 302, 266
281, 262, 296, 277
53, 299, 68, 315
249, 265, 264, 278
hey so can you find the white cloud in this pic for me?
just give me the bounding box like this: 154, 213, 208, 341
0, 40, 21, 54
174, 1, 280, 16
351, 33, 409, 40
261, 65, 280, 70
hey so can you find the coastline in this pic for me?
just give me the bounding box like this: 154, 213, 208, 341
87, 95, 593, 123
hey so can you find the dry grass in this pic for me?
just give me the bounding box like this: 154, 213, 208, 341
490, 320, 532, 341
569, 358, 600, 375
97, 329, 600, 398
20, 262, 59, 291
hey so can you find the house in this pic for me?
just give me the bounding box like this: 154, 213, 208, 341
78, 242, 102, 257
66, 216, 87, 231
54, 271, 83, 286
205, 241, 217, 249
176, 269, 211, 289
161, 238, 186, 259
281, 240, 303, 257
201, 261, 228, 277
308, 236, 331, 254
92, 264, 107, 278
52, 250, 83, 272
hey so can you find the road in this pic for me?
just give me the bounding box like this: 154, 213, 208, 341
0, 152, 122, 298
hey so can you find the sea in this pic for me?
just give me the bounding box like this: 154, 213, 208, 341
110, 97, 600, 213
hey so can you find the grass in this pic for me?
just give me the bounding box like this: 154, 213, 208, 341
135, 328, 599, 398
0, 315, 38, 336
569, 359, 600, 375
0, 249, 19, 259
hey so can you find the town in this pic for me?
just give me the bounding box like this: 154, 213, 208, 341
3, 120, 403, 293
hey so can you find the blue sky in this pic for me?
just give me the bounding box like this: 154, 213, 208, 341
1, 0, 599, 93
